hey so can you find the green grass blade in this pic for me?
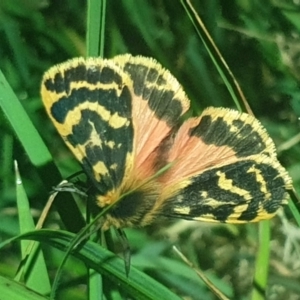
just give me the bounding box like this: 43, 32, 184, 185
18, 230, 183, 300
0, 70, 52, 167
288, 190, 300, 227
14, 161, 51, 295
251, 221, 270, 300
0, 275, 48, 300
86, 0, 106, 57
88, 268, 103, 299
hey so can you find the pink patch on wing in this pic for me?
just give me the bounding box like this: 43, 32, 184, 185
131, 94, 181, 179
160, 116, 238, 185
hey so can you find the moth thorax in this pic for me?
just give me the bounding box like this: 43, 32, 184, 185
101, 188, 160, 229
96, 190, 120, 208
96, 180, 162, 228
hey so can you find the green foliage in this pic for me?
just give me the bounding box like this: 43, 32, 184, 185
0, 0, 300, 299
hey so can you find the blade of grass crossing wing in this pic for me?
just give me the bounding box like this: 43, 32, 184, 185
86, 0, 107, 297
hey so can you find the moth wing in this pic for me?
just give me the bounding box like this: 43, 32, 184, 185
41, 57, 140, 199
41, 55, 190, 206
112, 54, 190, 179
158, 107, 292, 223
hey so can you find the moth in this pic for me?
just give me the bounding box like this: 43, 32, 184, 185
41, 54, 292, 230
